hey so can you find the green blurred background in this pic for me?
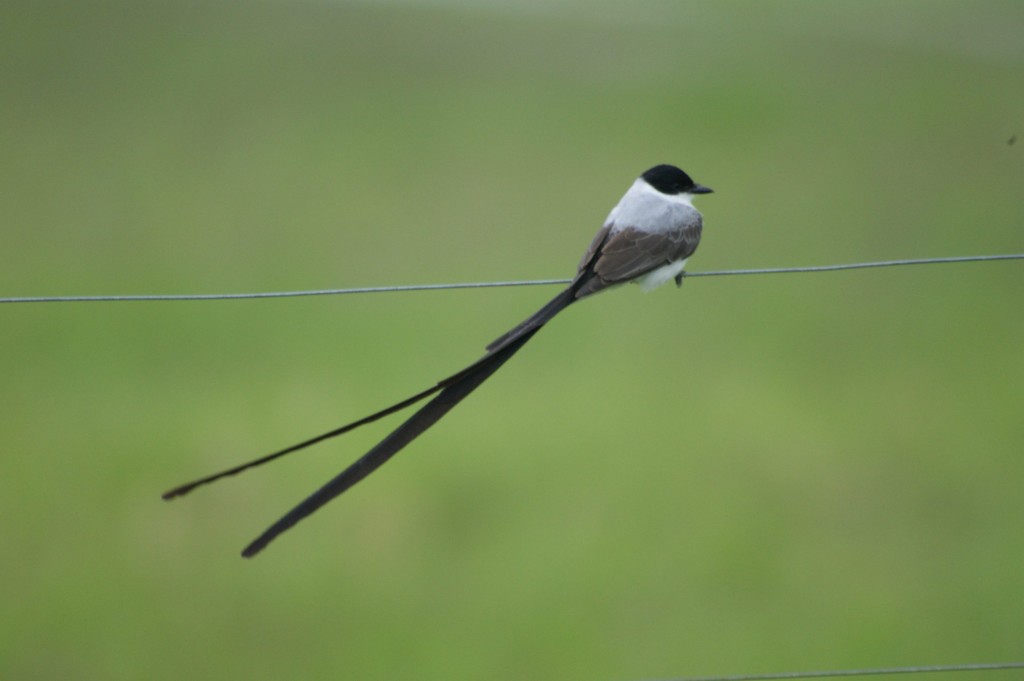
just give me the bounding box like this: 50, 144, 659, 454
2, 1, 1022, 679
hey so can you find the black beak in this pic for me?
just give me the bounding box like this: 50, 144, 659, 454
691, 184, 714, 195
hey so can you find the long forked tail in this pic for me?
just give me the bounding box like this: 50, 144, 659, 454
162, 384, 442, 499
241, 325, 542, 557
162, 287, 577, 501
486, 286, 576, 353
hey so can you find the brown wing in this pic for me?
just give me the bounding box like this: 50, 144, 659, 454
574, 220, 702, 298
576, 223, 612, 273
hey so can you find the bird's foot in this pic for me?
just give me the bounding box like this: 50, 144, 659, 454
674, 272, 685, 288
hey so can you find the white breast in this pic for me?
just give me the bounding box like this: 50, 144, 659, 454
605, 179, 700, 236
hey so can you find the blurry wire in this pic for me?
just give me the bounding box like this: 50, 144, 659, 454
662, 660, 1024, 681
0, 254, 1021, 304
685, 254, 1024, 278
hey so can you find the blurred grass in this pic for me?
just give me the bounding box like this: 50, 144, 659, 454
2, 1, 1023, 679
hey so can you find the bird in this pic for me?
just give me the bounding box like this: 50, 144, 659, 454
163, 164, 713, 557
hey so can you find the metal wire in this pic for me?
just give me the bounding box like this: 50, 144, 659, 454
658, 661, 1024, 681
1, 254, 1020, 304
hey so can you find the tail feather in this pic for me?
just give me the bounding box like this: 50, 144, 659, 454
241, 328, 540, 557
161, 290, 576, 501
165, 284, 580, 557
486, 286, 576, 353
161, 384, 443, 500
